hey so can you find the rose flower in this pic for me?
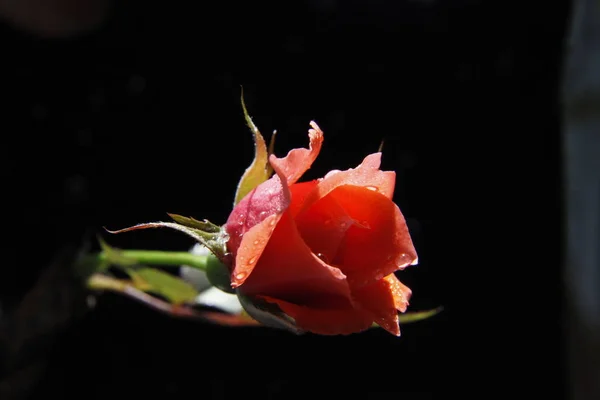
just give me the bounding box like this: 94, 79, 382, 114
224, 122, 418, 336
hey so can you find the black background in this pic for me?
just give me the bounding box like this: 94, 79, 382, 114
0, 1, 568, 398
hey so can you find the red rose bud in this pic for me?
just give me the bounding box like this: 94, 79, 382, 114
224, 122, 418, 336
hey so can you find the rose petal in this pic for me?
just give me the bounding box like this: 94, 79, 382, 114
287, 180, 319, 217
230, 212, 281, 287
226, 122, 323, 283
328, 185, 418, 287
235, 211, 351, 307
269, 121, 324, 185
295, 191, 357, 264
297, 152, 396, 217
224, 174, 290, 260
260, 295, 373, 336
352, 274, 412, 336
385, 273, 412, 312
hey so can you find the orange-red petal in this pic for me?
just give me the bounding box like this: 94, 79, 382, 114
352, 274, 412, 336
294, 191, 357, 264
288, 180, 319, 217
297, 152, 396, 217
269, 121, 324, 185
384, 273, 412, 312
227, 123, 324, 285
260, 295, 373, 335
236, 210, 351, 306
225, 168, 290, 275
230, 212, 283, 287
328, 185, 418, 287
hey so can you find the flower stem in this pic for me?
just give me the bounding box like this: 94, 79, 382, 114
96, 249, 210, 270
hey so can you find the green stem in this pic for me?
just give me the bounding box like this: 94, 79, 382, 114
95, 250, 210, 270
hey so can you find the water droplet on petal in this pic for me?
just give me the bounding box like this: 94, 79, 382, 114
366, 186, 378, 191
316, 253, 329, 263
253, 240, 260, 245
236, 272, 246, 280
247, 256, 257, 265
269, 220, 276, 227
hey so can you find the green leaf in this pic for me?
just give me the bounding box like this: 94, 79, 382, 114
126, 268, 199, 305
233, 88, 270, 205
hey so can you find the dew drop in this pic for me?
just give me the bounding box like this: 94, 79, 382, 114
366, 186, 378, 191
269, 220, 276, 227
236, 272, 246, 280
247, 256, 257, 265
316, 253, 330, 263
253, 240, 260, 245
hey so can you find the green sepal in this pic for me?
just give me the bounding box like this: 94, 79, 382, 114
205, 253, 235, 294
370, 306, 444, 330
237, 292, 303, 335
233, 89, 270, 205
167, 213, 222, 233
104, 214, 229, 261
398, 306, 444, 324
